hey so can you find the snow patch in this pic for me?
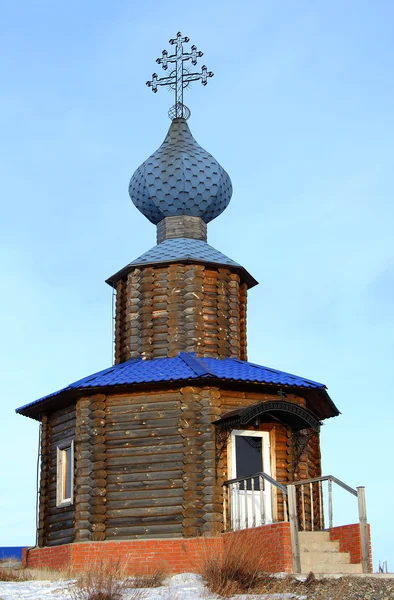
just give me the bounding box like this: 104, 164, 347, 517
0, 574, 307, 600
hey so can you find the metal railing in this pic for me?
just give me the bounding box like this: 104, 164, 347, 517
223, 471, 288, 531
290, 475, 370, 573
289, 475, 357, 532
223, 472, 370, 574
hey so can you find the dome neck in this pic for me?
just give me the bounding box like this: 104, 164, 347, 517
157, 216, 207, 244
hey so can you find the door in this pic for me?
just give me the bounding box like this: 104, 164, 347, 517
229, 430, 272, 529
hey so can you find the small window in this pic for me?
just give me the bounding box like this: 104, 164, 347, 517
56, 440, 74, 506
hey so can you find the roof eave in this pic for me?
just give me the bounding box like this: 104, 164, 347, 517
16, 378, 339, 422
105, 258, 258, 289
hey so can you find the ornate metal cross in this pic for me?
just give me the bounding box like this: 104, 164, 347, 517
147, 32, 213, 119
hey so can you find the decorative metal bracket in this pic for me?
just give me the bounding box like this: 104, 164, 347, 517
291, 428, 319, 479
215, 426, 231, 474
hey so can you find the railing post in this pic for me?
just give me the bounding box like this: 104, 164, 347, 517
287, 484, 301, 573
223, 484, 227, 531
357, 486, 370, 573
328, 478, 333, 529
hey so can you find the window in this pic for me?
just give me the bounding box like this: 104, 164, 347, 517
56, 440, 74, 506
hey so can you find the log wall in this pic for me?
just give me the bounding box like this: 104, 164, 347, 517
73, 387, 224, 540
114, 264, 248, 363
39, 406, 76, 547
39, 386, 322, 544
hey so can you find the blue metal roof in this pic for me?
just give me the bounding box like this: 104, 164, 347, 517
16, 353, 326, 416
129, 238, 240, 267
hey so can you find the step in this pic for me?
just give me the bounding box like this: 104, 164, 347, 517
297, 530, 364, 575
298, 531, 330, 543
301, 562, 363, 574
299, 539, 340, 553
301, 549, 351, 565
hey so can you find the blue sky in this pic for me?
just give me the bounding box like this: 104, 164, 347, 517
1, 0, 393, 570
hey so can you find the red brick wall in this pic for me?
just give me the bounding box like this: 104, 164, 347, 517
22, 544, 71, 570
330, 523, 372, 570
23, 522, 292, 574
224, 523, 292, 573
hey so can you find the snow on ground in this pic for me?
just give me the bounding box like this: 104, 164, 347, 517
0, 573, 306, 600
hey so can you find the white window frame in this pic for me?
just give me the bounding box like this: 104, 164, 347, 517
56, 439, 74, 507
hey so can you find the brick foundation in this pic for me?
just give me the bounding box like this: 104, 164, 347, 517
22, 544, 71, 571
330, 523, 372, 571
22, 523, 292, 574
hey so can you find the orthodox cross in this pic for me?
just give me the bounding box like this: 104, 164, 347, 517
147, 32, 213, 119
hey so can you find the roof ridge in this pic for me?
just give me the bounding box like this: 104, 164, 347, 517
178, 352, 216, 378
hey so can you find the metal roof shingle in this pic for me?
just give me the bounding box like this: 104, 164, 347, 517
129, 238, 240, 267
16, 353, 326, 416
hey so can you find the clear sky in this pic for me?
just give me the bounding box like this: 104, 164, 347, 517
1, 0, 393, 570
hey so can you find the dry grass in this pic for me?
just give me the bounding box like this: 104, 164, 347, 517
129, 564, 170, 588
68, 559, 168, 600
69, 559, 142, 600
198, 532, 265, 596
0, 565, 76, 581
0, 567, 33, 582
198, 534, 333, 598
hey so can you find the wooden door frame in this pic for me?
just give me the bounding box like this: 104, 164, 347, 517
228, 429, 273, 523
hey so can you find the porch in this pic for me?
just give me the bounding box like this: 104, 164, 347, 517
223, 472, 372, 573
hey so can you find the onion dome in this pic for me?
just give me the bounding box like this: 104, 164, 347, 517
129, 118, 232, 225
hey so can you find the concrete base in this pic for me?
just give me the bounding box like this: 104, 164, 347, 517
299, 526, 372, 574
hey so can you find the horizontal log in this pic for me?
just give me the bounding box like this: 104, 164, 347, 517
89, 454, 107, 465
47, 535, 75, 546
76, 530, 91, 541
49, 419, 76, 437
49, 411, 77, 428
106, 437, 182, 450
47, 519, 75, 532
106, 514, 182, 528
75, 479, 91, 492
106, 505, 181, 519
90, 443, 106, 454
106, 525, 181, 538
90, 478, 107, 488
107, 471, 183, 484
106, 418, 178, 431
46, 510, 75, 524
106, 444, 183, 458
92, 523, 106, 533
107, 480, 182, 493
50, 405, 76, 420
108, 391, 181, 404
106, 453, 184, 466
48, 430, 76, 446
107, 400, 180, 412
46, 498, 75, 513
107, 406, 180, 418
106, 496, 182, 510
92, 496, 107, 506
88, 514, 106, 524
91, 506, 106, 515
106, 427, 179, 440
47, 526, 75, 540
